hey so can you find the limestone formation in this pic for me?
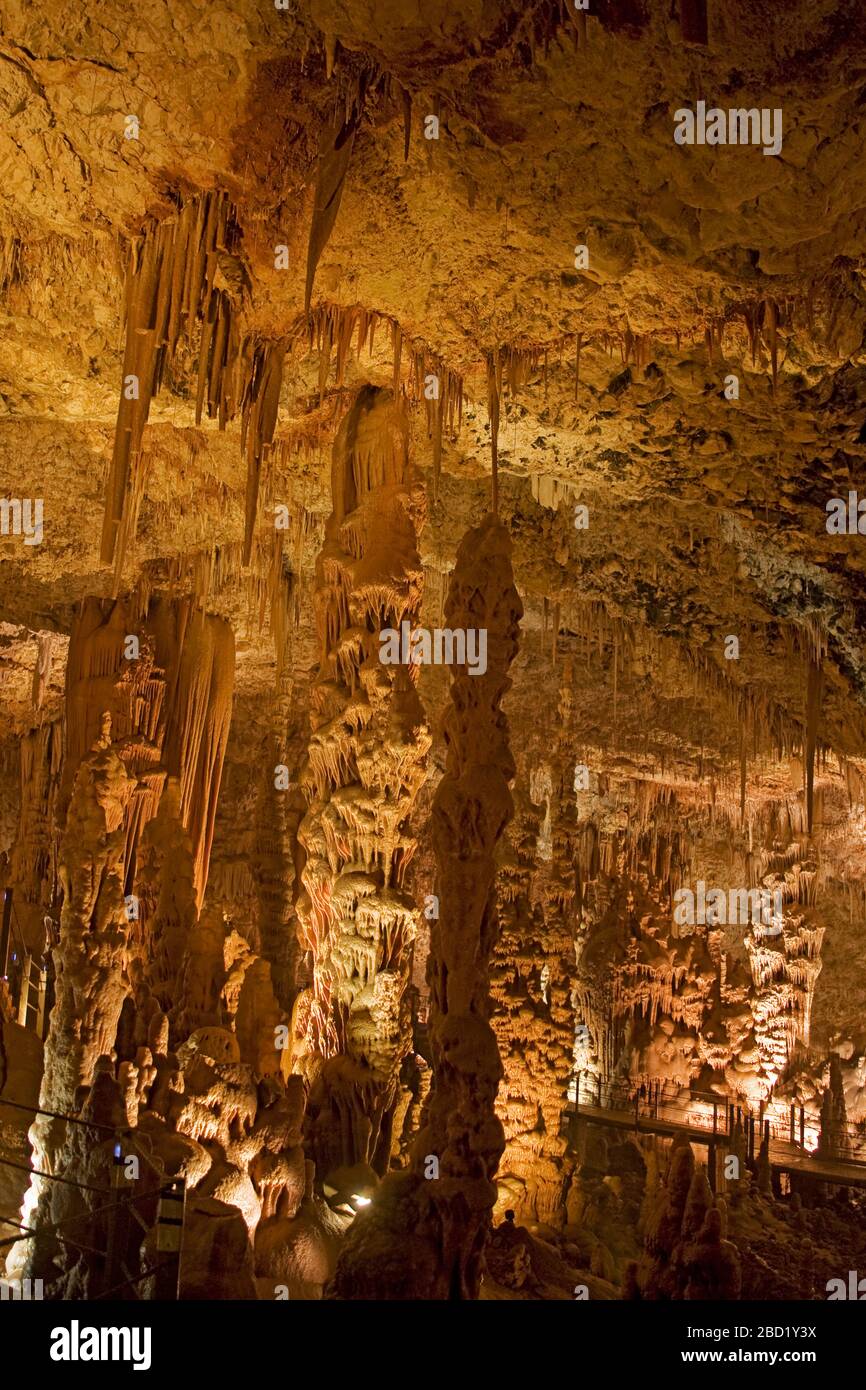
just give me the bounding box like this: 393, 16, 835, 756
3, 0, 866, 1314
331, 514, 521, 1299
292, 385, 429, 1180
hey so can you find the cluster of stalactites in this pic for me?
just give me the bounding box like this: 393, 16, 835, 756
745, 919, 824, 1044
612, 960, 693, 1032
64, 593, 234, 909
572, 979, 619, 1084
570, 753, 834, 1106
8, 720, 63, 911
559, 600, 832, 816
102, 188, 294, 585
299, 302, 464, 496
102, 190, 245, 578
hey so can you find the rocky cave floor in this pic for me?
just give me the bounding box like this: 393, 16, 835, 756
2, 0, 866, 1301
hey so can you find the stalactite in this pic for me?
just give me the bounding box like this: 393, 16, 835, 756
623, 326, 654, 370
486, 350, 500, 515
805, 656, 823, 836
240, 338, 286, 565
401, 86, 412, 160
7, 721, 63, 931
30, 632, 57, 712
392, 319, 402, 396
101, 190, 244, 574
739, 728, 747, 827
531, 474, 579, 511
767, 298, 779, 393
64, 594, 234, 909
304, 108, 361, 314
574, 330, 583, 401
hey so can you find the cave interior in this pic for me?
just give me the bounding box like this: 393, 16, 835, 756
2, 0, 866, 1304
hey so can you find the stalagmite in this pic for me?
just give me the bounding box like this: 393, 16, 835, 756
332, 514, 522, 1298
293, 385, 430, 1179
22, 719, 135, 1291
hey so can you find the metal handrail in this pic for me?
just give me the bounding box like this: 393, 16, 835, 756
575, 1071, 866, 1127
570, 1072, 866, 1157
0, 1094, 116, 1133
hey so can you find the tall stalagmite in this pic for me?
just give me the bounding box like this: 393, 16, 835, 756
333, 514, 522, 1298
37, 716, 134, 1123
492, 754, 577, 1225
12, 594, 236, 1294
19, 719, 135, 1294
293, 386, 430, 1179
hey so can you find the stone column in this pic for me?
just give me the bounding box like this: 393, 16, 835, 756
333, 515, 522, 1299
294, 385, 429, 1180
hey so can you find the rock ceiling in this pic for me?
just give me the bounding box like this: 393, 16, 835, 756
2, 1, 866, 757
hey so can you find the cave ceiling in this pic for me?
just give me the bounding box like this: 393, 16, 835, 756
1, 0, 865, 774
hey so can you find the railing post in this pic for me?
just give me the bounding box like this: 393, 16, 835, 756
36, 965, 47, 1037
0, 888, 11, 979
155, 1177, 186, 1300
103, 1139, 127, 1298
799, 1106, 805, 1148
16, 952, 32, 1027
790, 1104, 795, 1144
